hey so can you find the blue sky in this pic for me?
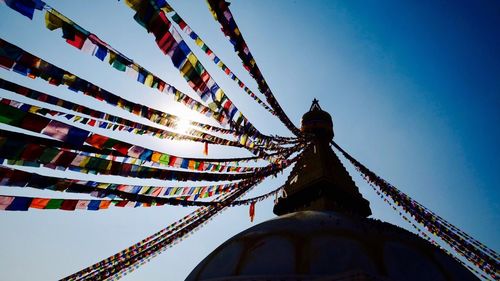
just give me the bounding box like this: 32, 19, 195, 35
0, 1, 498, 280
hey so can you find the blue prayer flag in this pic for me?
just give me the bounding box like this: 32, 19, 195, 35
177, 41, 190, 56
94, 46, 107, 61
5, 0, 36, 19
6, 197, 32, 211
87, 200, 100, 210
137, 71, 146, 83
66, 127, 89, 147
171, 48, 186, 68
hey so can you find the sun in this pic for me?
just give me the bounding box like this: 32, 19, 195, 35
174, 118, 192, 134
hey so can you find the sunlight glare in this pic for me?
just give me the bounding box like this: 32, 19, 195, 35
175, 118, 192, 134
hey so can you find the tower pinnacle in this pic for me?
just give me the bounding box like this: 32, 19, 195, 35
273, 100, 371, 216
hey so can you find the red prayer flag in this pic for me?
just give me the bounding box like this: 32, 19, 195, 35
203, 142, 208, 156
115, 201, 128, 207
86, 134, 109, 149
60, 199, 78, 211
66, 32, 86, 50
249, 202, 256, 222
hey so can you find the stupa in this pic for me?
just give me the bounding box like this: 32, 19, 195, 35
185, 100, 479, 281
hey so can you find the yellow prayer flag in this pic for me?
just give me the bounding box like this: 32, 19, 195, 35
215, 89, 224, 102
161, 4, 173, 13
62, 74, 76, 85
144, 74, 154, 87
28, 106, 41, 113
124, 0, 143, 11
239, 134, 248, 145
44, 11, 64, 30
180, 61, 194, 76
175, 90, 182, 102
108, 52, 116, 65
97, 183, 108, 190
187, 53, 198, 66
208, 102, 218, 112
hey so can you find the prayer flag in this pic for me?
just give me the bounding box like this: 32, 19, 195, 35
88, 200, 100, 210
45, 199, 63, 209
0, 196, 14, 210
7, 197, 32, 211
30, 198, 50, 209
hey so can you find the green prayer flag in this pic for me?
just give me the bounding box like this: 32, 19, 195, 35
39, 147, 60, 163
171, 13, 181, 23
194, 61, 204, 75
102, 138, 119, 149
0, 104, 27, 126
159, 154, 170, 165
45, 199, 63, 209
112, 59, 127, 72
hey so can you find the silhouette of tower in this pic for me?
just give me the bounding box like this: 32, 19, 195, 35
186, 100, 479, 281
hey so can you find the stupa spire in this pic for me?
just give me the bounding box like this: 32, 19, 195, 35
273, 100, 371, 216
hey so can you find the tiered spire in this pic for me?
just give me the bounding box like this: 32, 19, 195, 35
273, 100, 371, 217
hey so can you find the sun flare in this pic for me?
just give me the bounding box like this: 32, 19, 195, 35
174, 118, 192, 134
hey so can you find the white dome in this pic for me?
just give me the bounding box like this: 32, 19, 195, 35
186, 211, 478, 281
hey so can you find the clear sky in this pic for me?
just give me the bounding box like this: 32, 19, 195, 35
0, 1, 499, 280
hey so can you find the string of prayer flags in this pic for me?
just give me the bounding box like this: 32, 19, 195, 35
164, 147, 298, 166
60, 204, 217, 280
5, 2, 228, 126
0, 102, 287, 176
205, 0, 301, 136
0, 128, 296, 179
1, 149, 292, 186
0, 195, 158, 211
64, 177, 261, 281
62, 164, 286, 279
0, 123, 297, 184
0, 79, 267, 151
0, 38, 237, 138
163, 8, 274, 114
0, 37, 282, 152
42, 6, 233, 125
59, 175, 271, 279
63, 205, 217, 280
0, 165, 250, 202
119, 0, 274, 146
62, 182, 254, 280
0, 129, 122, 157
0, 165, 283, 209
0, 128, 289, 172
331, 141, 499, 279
0, 36, 299, 157
366, 181, 492, 280
0, 134, 277, 183
3, 2, 289, 148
